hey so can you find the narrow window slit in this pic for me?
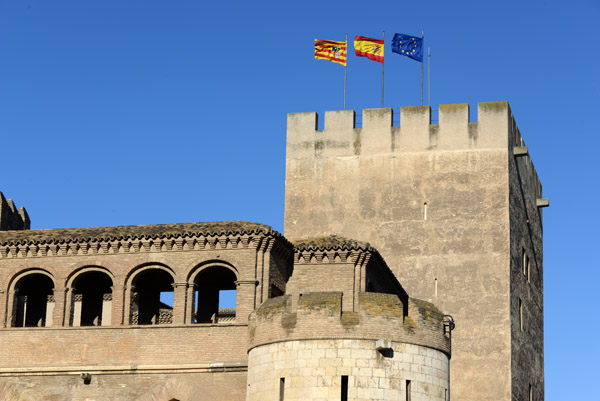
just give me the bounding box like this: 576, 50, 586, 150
341, 375, 348, 401
519, 298, 523, 332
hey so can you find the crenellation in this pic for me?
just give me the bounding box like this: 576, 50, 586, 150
476, 101, 510, 149
286, 102, 521, 161
286, 112, 318, 159
398, 106, 431, 151
0, 193, 30, 231
438, 103, 471, 150
361, 108, 393, 155
319, 110, 356, 158
285, 100, 546, 401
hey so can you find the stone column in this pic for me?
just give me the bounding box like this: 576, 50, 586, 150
261, 244, 273, 303
235, 280, 258, 324
5, 290, 17, 327
0, 289, 5, 328
101, 293, 112, 326
123, 285, 135, 325
111, 285, 124, 326
45, 294, 56, 327
64, 288, 73, 326
185, 283, 197, 324
72, 294, 83, 327
172, 282, 188, 325
52, 287, 67, 327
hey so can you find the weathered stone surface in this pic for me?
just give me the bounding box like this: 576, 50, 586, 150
284, 102, 545, 401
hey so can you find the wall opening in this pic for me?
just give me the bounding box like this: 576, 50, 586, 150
434, 278, 438, 297
13, 273, 54, 327
131, 269, 174, 325
72, 271, 112, 326
529, 384, 533, 401
194, 266, 237, 323
519, 297, 523, 332
341, 375, 348, 401
406, 380, 412, 401
279, 378, 285, 401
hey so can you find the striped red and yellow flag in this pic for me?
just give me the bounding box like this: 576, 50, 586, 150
354, 36, 384, 63
314, 39, 347, 66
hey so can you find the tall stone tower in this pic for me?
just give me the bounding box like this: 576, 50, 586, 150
284, 102, 546, 401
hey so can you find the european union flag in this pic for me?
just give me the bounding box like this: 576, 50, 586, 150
391, 33, 423, 62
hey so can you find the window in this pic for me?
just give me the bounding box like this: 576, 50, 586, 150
519, 298, 523, 332
194, 266, 237, 323
529, 384, 533, 401
13, 273, 54, 327
130, 268, 174, 325
71, 271, 113, 326
406, 380, 412, 401
341, 376, 348, 401
279, 378, 285, 401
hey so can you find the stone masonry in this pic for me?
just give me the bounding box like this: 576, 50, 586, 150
284, 101, 547, 401
0, 100, 546, 401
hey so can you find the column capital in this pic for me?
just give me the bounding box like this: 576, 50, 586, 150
172, 282, 189, 289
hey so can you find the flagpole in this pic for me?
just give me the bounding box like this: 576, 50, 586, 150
344, 33, 347, 110
381, 30, 385, 108
421, 29, 424, 106
428, 47, 431, 106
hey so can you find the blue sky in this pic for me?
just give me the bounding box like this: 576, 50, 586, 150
1, 0, 598, 398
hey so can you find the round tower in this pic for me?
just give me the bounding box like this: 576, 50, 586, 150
246, 237, 452, 401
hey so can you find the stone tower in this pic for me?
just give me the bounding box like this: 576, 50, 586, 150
284, 102, 547, 401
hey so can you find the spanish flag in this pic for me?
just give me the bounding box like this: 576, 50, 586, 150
354, 36, 384, 63
315, 39, 347, 66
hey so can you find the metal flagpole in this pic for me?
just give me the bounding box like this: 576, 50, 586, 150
344, 33, 347, 110
428, 47, 431, 106
421, 29, 424, 106
381, 30, 385, 108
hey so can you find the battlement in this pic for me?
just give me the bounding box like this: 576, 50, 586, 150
248, 292, 450, 355
286, 100, 545, 210
0, 192, 29, 231
286, 101, 521, 157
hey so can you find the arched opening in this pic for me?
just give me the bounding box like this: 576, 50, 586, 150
13, 273, 54, 327
131, 269, 174, 325
71, 271, 113, 326
194, 266, 236, 323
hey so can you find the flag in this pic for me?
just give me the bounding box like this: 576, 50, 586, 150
354, 36, 384, 63
314, 39, 347, 66
391, 33, 423, 62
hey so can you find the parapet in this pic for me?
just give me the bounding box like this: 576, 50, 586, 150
0, 192, 30, 231
248, 292, 450, 356
286, 101, 517, 157
286, 101, 545, 209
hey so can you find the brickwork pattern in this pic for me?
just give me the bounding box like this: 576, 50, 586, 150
0, 222, 292, 400
0, 371, 248, 401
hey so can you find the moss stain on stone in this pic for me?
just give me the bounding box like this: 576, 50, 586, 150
341, 312, 359, 327
404, 316, 418, 332
256, 296, 289, 319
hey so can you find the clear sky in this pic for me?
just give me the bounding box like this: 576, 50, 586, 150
1, 1, 598, 399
